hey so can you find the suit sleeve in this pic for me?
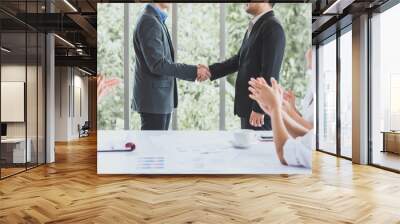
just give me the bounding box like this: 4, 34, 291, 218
138, 17, 197, 81
252, 24, 286, 114
209, 54, 240, 81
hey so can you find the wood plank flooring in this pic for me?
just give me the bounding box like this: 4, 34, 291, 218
0, 167, 26, 178
1, 134, 400, 224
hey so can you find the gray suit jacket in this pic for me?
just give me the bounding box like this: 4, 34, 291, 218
132, 5, 197, 114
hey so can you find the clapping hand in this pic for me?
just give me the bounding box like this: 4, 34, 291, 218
97, 75, 121, 102
282, 90, 296, 114
196, 64, 211, 82
248, 77, 283, 115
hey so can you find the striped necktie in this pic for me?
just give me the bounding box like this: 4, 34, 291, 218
246, 20, 254, 39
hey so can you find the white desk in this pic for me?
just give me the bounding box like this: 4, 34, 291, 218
1, 138, 31, 163
97, 131, 311, 175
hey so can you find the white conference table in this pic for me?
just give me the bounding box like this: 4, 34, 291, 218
97, 130, 311, 175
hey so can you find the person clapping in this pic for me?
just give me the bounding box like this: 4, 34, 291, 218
248, 77, 313, 168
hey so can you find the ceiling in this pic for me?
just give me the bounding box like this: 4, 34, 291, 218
1, 0, 98, 73
311, 0, 392, 43
0, 0, 395, 73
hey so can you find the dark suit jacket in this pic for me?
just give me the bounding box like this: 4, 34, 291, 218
210, 11, 286, 120
132, 4, 197, 114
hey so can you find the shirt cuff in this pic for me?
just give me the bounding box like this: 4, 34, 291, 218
283, 136, 312, 168
283, 138, 299, 166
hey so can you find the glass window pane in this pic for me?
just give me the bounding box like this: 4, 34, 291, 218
97, 3, 124, 130
340, 30, 352, 158
0, 1, 46, 178
130, 3, 146, 130
318, 38, 337, 154
1, 30, 28, 177
274, 4, 312, 108
176, 3, 220, 130
38, 32, 45, 165
26, 0, 39, 168
27, 30, 38, 168
371, 4, 400, 171
225, 3, 247, 130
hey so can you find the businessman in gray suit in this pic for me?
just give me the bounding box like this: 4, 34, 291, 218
133, 3, 210, 130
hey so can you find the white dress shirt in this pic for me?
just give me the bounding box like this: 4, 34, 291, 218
300, 69, 315, 125
283, 130, 314, 168
282, 69, 315, 168
246, 10, 272, 39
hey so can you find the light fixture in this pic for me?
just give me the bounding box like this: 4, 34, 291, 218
63, 0, 78, 12
76, 48, 87, 56
54, 34, 75, 48
78, 67, 93, 76
1, 47, 11, 53
322, 0, 354, 15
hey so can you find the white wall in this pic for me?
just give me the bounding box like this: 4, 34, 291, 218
55, 67, 89, 141
71, 73, 89, 138
55, 67, 69, 141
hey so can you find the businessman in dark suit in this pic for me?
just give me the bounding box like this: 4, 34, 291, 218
201, 2, 286, 130
133, 3, 210, 130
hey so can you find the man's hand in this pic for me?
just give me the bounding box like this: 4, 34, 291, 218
196, 64, 211, 82
249, 111, 264, 127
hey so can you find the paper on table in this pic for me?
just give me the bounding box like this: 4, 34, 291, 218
144, 133, 241, 171
148, 133, 232, 154
136, 156, 165, 169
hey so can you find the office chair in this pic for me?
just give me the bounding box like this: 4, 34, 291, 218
79, 121, 90, 138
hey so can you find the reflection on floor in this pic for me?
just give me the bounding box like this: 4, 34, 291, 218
0, 135, 400, 223
0, 167, 25, 177
0, 162, 42, 178
373, 150, 400, 171
341, 147, 352, 158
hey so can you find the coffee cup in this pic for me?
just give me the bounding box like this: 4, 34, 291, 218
232, 129, 254, 148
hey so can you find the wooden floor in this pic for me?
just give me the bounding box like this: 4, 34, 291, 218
0, 167, 26, 178
1, 135, 400, 224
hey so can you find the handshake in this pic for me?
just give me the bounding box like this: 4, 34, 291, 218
196, 64, 211, 82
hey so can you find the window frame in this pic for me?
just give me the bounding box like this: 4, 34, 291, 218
315, 24, 353, 160
368, 0, 400, 173
0, 1, 47, 179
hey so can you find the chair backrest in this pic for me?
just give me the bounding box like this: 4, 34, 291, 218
82, 121, 90, 129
